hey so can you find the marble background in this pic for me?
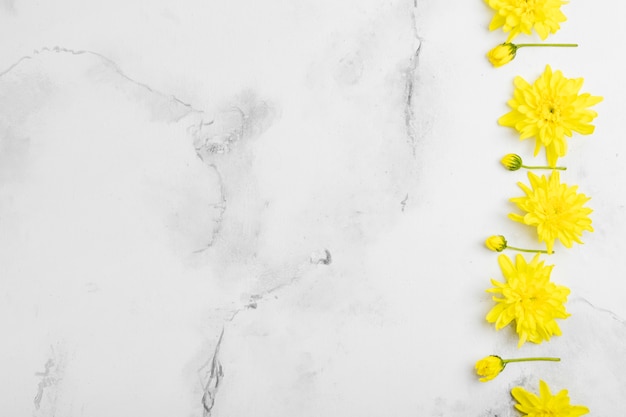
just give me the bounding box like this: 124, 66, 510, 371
1, 1, 625, 416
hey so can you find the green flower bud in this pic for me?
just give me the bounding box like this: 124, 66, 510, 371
485, 235, 507, 252
501, 154, 523, 171
487, 43, 518, 67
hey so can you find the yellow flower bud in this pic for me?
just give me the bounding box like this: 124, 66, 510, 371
487, 43, 517, 67
475, 355, 505, 382
485, 235, 507, 252
501, 154, 523, 171
475, 355, 560, 382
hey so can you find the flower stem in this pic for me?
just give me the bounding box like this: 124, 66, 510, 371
516, 43, 578, 48
521, 164, 567, 171
503, 357, 560, 364
507, 245, 551, 254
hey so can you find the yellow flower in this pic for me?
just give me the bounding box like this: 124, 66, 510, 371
511, 380, 589, 416
485, 235, 508, 252
499, 65, 603, 167
485, 0, 568, 42
486, 253, 570, 347
487, 43, 517, 67
475, 355, 505, 382
510, 171, 593, 254
475, 355, 560, 382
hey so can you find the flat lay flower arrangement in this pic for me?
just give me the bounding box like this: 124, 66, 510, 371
477, 0, 602, 415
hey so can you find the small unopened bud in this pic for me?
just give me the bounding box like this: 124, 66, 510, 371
487, 43, 578, 68
501, 154, 567, 171
485, 235, 551, 254
475, 355, 505, 382
475, 355, 560, 382
485, 235, 507, 252
487, 43, 518, 67
501, 154, 523, 171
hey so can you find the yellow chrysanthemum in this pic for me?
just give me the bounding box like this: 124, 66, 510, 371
486, 253, 570, 347
499, 65, 603, 167
510, 171, 593, 254
485, 0, 568, 42
511, 380, 589, 416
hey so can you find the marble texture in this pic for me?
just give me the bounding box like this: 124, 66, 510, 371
0, 1, 625, 416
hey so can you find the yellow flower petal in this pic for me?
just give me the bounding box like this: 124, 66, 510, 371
511, 386, 541, 412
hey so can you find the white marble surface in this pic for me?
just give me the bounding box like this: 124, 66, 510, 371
1, 1, 625, 416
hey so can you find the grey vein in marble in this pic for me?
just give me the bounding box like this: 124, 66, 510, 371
201, 330, 225, 417
404, 0, 423, 156
33, 348, 63, 414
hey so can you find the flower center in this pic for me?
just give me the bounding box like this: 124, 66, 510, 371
542, 195, 569, 231
546, 196, 564, 215
515, 281, 540, 306
521, 295, 537, 307
519, 0, 537, 17
540, 97, 561, 123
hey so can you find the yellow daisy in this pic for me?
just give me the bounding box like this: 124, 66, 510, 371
499, 65, 603, 167
485, 0, 568, 42
510, 171, 593, 254
486, 253, 570, 347
511, 380, 589, 416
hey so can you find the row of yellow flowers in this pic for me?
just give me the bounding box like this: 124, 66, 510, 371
475, 1, 602, 416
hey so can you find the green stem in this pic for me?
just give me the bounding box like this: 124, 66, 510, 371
507, 245, 551, 254
521, 164, 567, 171
503, 357, 561, 364
516, 43, 578, 48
